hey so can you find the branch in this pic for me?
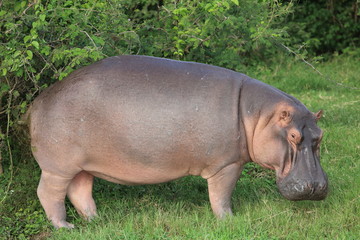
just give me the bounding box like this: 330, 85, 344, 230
80, 30, 97, 48
276, 39, 360, 90
0, 77, 14, 203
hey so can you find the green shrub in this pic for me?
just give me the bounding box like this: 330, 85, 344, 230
285, 0, 360, 56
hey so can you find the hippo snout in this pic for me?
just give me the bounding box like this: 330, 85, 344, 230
277, 177, 328, 201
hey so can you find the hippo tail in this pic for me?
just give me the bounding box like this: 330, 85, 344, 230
13, 105, 32, 148
18, 105, 32, 126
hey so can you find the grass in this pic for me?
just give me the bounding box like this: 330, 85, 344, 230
0, 54, 359, 239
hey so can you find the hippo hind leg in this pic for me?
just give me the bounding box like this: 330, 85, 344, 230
37, 171, 74, 229
67, 171, 97, 220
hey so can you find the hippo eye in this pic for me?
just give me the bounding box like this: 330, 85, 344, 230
291, 133, 296, 139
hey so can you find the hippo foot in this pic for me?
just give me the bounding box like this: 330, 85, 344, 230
216, 209, 233, 219
84, 211, 98, 221
52, 220, 75, 229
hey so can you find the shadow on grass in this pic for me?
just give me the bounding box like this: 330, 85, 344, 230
89, 162, 281, 220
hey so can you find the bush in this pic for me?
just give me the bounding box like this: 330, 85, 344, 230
285, 0, 360, 56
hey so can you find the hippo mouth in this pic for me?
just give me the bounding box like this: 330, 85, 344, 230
276, 146, 328, 201
277, 177, 328, 201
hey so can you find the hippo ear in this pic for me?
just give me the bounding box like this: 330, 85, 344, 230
280, 110, 292, 123
314, 110, 323, 122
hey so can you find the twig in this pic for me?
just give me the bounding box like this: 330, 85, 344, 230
45, 7, 102, 13
80, 30, 97, 48
252, 209, 291, 228
279, 43, 325, 75
0, 131, 3, 175
21, 2, 35, 16
333, 100, 360, 108
0, 77, 15, 204
276, 40, 360, 90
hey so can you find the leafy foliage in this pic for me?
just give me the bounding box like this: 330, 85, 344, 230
285, 0, 360, 56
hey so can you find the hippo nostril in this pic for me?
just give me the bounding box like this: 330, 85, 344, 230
317, 181, 328, 191
309, 183, 315, 195
294, 184, 304, 192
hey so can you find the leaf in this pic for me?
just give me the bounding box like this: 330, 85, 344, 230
231, 0, 239, 6
35, 74, 41, 81
14, 1, 27, 11
32, 21, 38, 28
26, 50, 33, 60
92, 36, 105, 46
1, 68, 7, 76
15, 68, 24, 77
13, 90, 20, 98
0, 83, 10, 93
40, 45, 51, 56
39, 14, 46, 21
23, 35, 32, 43
32, 41, 40, 49
20, 101, 27, 113
13, 51, 22, 58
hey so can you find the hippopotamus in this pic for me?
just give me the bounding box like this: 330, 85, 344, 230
28, 55, 328, 228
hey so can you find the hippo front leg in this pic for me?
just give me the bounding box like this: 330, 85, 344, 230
206, 162, 243, 218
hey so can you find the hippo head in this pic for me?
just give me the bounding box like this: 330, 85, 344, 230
251, 103, 328, 201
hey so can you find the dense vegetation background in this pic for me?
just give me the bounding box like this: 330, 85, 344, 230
0, 0, 359, 239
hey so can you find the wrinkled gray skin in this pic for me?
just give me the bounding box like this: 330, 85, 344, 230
29, 55, 328, 228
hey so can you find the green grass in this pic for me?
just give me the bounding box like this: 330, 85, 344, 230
1, 55, 359, 239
